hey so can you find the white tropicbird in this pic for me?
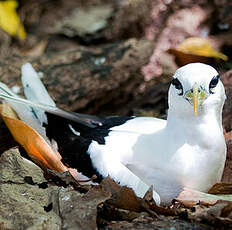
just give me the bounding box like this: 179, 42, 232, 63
0, 63, 226, 205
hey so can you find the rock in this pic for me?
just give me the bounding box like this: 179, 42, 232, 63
0, 148, 61, 230
106, 215, 208, 230
0, 148, 46, 184
0, 39, 155, 113
0, 148, 111, 230
27, 0, 153, 43
222, 70, 232, 132
143, 0, 213, 79
212, 0, 232, 32
51, 186, 110, 230
221, 70, 232, 183
52, 4, 114, 38
222, 130, 232, 183
221, 70, 232, 182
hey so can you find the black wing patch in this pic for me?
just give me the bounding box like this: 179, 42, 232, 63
44, 112, 134, 182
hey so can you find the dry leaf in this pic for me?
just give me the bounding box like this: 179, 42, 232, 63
176, 188, 218, 208
0, 0, 26, 40
187, 201, 232, 227
209, 183, 232, 195
177, 37, 228, 60
168, 49, 211, 66
169, 37, 228, 66
176, 187, 232, 208
100, 177, 174, 217
100, 176, 144, 212
143, 185, 154, 202
0, 103, 67, 172
20, 40, 48, 57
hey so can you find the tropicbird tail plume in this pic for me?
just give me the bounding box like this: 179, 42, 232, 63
0, 63, 226, 205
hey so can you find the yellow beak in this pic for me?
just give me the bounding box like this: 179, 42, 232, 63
193, 83, 199, 116
184, 83, 209, 116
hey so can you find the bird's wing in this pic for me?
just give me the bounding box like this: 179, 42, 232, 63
109, 116, 166, 134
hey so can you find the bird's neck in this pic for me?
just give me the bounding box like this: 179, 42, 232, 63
166, 104, 223, 135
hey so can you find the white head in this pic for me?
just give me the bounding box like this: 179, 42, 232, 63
168, 63, 226, 119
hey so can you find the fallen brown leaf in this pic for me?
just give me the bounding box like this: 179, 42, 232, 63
143, 185, 154, 202
169, 37, 227, 66
168, 49, 212, 66
187, 201, 232, 228
97, 203, 144, 224
176, 187, 220, 208
20, 40, 48, 57
100, 176, 144, 213
209, 183, 232, 195
100, 177, 175, 217
177, 37, 228, 60
0, 103, 67, 172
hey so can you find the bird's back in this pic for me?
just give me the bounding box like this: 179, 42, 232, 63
44, 112, 166, 181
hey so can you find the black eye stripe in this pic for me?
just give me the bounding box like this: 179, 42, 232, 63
171, 78, 183, 96
209, 75, 219, 94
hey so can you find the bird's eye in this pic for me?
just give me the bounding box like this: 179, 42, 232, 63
209, 75, 219, 94
171, 78, 183, 96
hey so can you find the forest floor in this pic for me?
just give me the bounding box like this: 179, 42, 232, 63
1, 0, 232, 229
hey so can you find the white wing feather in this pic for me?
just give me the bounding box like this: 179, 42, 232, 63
21, 63, 56, 125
